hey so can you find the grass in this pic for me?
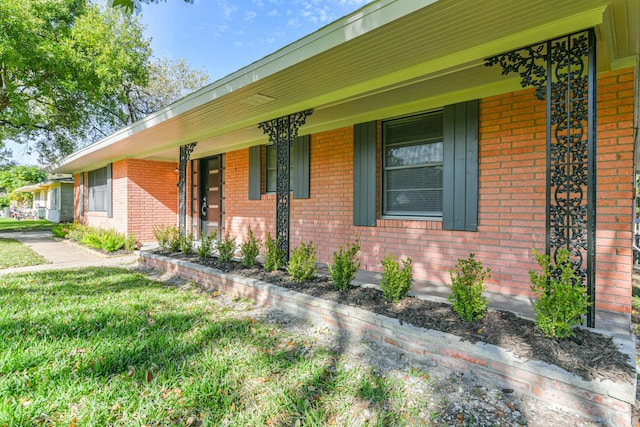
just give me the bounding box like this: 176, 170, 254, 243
0, 267, 433, 426
0, 218, 54, 233
0, 238, 48, 269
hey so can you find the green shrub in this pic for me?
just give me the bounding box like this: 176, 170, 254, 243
100, 231, 126, 253
197, 231, 217, 259
179, 232, 194, 255
80, 230, 103, 250
240, 226, 261, 267
124, 232, 138, 252
66, 223, 91, 242
448, 253, 491, 322
380, 256, 413, 303
217, 232, 237, 263
263, 233, 286, 272
529, 247, 590, 339
52, 223, 72, 238
287, 241, 317, 282
153, 224, 179, 251
327, 237, 360, 292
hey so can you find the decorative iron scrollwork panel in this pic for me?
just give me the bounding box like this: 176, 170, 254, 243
486, 30, 596, 326
178, 143, 197, 235
259, 110, 312, 262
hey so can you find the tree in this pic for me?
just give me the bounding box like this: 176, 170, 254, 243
0, 165, 47, 208
98, 57, 210, 136
110, 0, 194, 15
0, 1, 151, 163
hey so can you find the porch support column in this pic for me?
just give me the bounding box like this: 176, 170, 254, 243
179, 142, 197, 235
485, 29, 597, 327
259, 109, 313, 262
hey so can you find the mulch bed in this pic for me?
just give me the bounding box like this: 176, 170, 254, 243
151, 249, 634, 384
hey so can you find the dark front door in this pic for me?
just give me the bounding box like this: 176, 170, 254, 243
199, 156, 223, 238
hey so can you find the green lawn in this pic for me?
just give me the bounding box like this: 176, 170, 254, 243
0, 218, 54, 233
0, 238, 48, 269
0, 268, 431, 426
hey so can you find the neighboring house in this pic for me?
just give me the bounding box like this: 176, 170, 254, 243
50, 0, 639, 325
14, 177, 75, 223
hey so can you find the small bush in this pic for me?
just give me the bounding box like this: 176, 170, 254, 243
124, 232, 138, 252
179, 232, 194, 255
152, 224, 172, 249
100, 231, 126, 253
66, 223, 91, 242
52, 223, 72, 238
529, 247, 590, 339
328, 237, 360, 292
287, 241, 317, 282
263, 233, 286, 272
197, 231, 217, 259
448, 253, 491, 322
217, 232, 237, 263
380, 256, 413, 303
240, 226, 261, 267
80, 230, 103, 250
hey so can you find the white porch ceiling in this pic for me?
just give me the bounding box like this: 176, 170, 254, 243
51, 0, 639, 173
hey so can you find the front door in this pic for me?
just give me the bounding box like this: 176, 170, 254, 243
199, 156, 223, 238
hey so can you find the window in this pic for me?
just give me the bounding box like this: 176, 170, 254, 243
265, 144, 295, 193
382, 111, 443, 217
353, 100, 478, 230
88, 166, 108, 212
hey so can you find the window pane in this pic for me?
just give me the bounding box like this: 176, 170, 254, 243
266, 144, 294, 193
382, 111, 443, 217
88, 166, 107, 212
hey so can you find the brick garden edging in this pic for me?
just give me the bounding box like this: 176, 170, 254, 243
139, 252, 636, 426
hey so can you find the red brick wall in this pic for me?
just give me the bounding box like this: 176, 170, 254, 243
73, 159, 178, 243
125, 159, 179, 242
224, 68, 635, 314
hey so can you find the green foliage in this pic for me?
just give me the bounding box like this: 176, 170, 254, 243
448, 253, 491, 322
328, 237, 360, 292
240, 226, 261, 267
380, 256, 413, 303
287, 241, 317, 283
0, 1, 151, 161
179, 232, 194, 255
100, 232, 126, 253
197, 230, 217, 260
152, 224, 179, 250
529, 248, 590, 339
217, 232, 237, 263
76, 227, 126, 253
0, 165, 47, 206
263, 233, 286, 272
124, 232, 138, 252
111, 0, 194, 15
52, 223, 72, 238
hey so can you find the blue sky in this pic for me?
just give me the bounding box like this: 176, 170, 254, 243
140, 0, 373, 80
9, 0, 373, 165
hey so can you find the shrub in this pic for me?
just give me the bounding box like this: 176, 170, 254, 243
529, 247, 590, 339
380, 256, 413, 303
287, 241, 317, 282
179, 232, 194, 255
80, 229, 103, 250
124, 232, 138, 252
327, 237, 360, 292
217, 232, 237, 263
240, 226, 261, 267
263, 233, 286, 272
448, 253, 491, 322
100, 231, 126, 253
153, 224, 180, 251
197, 231, 217, 259
52, 223, 72, 238
66, 223, 91, 242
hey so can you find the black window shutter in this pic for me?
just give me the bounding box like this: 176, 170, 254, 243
292, 135, 310, 199
443, 100, 479, 231
79, 173, 84, 216
353, 121, 377, 226
248, 145, 261, 200
106, 163, 113, 218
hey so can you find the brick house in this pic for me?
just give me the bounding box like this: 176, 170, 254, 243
51, 0, 639, 324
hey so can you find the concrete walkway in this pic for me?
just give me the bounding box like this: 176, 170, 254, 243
0, 230, 140, 275
1, 230, 631, 337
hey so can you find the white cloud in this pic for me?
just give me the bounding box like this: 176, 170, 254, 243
268, 9, 278, 17
245, 10, 257, 22
218, 1, 238, 20
287, 17, 300, 28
